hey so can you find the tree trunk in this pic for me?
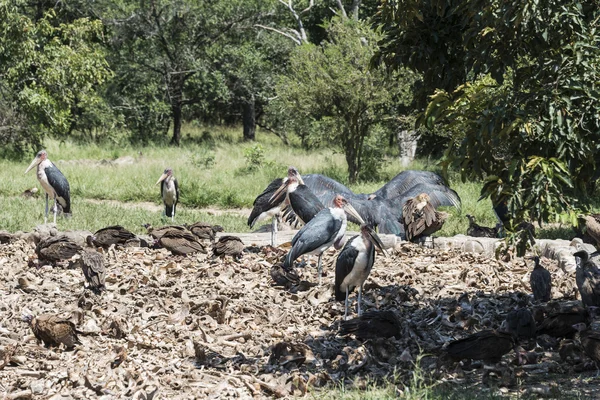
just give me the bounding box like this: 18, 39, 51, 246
171, 102, 182, 146
397, 129, 419, 167
242, 95, 256, 141
345, 134, 359, 183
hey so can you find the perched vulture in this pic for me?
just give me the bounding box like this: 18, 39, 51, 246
187, 222, 224, 242
72, 249, 106, 293
339, 310, 401, 340
580, 214, 600, 247
466, 214, 498, 238
36, 235, 82, 264
158, 229, 206, 256
575, 250, 600, 308
88, 226, 136, 248
528, 256, 552, 302
0, 231, 15, 244
23, 314, 80, 348
402, 193, 448, 242
536, 305, 589, 338
212, 235, 244, 259
143, 224, 187, 240
445, 330, 515, 363
505, 308, 537, 340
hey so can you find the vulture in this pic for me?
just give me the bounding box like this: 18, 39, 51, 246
445, 330, 515, 363
87, 225, 136, 248
528, 256, 552, 302
36, 235, 82, 264
466, 214, 499, 238
187, 222, 224, 243
22, 314, 80, 348
536, 305, 589, 338
339, 310, 401, 340
505, 308, 537, 340
212, 235, 244, 259
143, 224, 187, 240
573, 323, 600, 368
574, 250, 600, 307
158, 229, 206, 256
156, 167, 179, 221
72, 249, 106, 294
402, 193, 449, 242
335, 224, 387, 319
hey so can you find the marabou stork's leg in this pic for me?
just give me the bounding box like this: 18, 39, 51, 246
270, 216, 278, 247
53, 195, 58, 224
344, 287, 349, 321
357, 284, 363, 317
44, 193, 49, 224
171, 206, 175, 222
317, 254, 323, 285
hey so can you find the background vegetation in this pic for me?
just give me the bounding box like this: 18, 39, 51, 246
1, 0, 599, 234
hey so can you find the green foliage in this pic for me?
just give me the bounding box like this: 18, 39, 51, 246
0, 2, 112, 154
375, 0, 600, 235
270, 18, 416, 182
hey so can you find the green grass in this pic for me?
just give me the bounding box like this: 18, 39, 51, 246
0, 124, 553, 235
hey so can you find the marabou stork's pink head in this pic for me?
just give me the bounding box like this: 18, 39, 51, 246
156, 167, 174, 185
24, 150, 48, 174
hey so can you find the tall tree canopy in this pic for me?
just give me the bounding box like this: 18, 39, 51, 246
375, 0, 600, 230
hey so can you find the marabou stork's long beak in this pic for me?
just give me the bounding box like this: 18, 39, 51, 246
270, 179, 290, 202
343, 203, 366, 225
24, 157, 40, 174
365, 225, 389, 258
155, 172, 169, 186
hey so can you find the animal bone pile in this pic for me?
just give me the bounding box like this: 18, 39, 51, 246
0, 233, 597, 398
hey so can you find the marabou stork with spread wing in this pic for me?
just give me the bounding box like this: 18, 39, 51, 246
24, 150, 71, 224
156, 167, 179, 221
283, 195, 364, 284
335, 224, 387, 319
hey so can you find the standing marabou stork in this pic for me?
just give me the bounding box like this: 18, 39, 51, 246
274, 171, 325, 226
247, 166, 302, 246
283, 195, 364, 284
335, 224, 387, 320
156, 167, 179, 221
24, 150, 71, 224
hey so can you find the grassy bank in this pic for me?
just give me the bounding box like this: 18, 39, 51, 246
0, 125, 525, 234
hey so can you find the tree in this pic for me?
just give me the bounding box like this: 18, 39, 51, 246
271, 18, 412, 182
375, 0, 600, 234
0, 2, 111, 155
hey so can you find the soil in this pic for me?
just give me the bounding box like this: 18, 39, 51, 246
0, 234, 598, 399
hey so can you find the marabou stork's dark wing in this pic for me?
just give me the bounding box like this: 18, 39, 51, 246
301, 174, 365, 207
339, 310, 401, 339
174, 178, 180, 204
350, 197, 405, 236
46, 163, 71, 213
284, 209, 342, 268
248, 178, 285, 227
391, 183, 461, 211
374, 170, 447, 201
335, 236, 360, 301
288, 184, 325, 224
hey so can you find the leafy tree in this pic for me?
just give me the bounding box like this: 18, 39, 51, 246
0, 2, 111, 155
375, 0, 600, 235
271, 17, 412, 182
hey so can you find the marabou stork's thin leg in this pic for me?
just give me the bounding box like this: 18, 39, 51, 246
317, 254, 323, 285
357, 284, 363, 317
53, 196, 57, 224
44, 193, 49, 224
270, 216, 278, 247
344, 287, 349, 321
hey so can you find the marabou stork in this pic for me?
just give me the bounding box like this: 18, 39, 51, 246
247, 166, 302, 246
528, 256, 552, 302
283, 195, 364, 284
156, 167, 179, 221
574, 250, 600, 307
402, 193, 449, 242
335, 224, 387, 320
273, 172, 325, 226
24, 150, 71, 224
371, 170, 449, 201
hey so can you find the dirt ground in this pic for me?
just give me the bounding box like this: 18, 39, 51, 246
0, 234, 599, 399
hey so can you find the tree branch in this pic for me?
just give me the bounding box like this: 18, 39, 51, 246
334, 0, 348, 19
254, 24, 302, 45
